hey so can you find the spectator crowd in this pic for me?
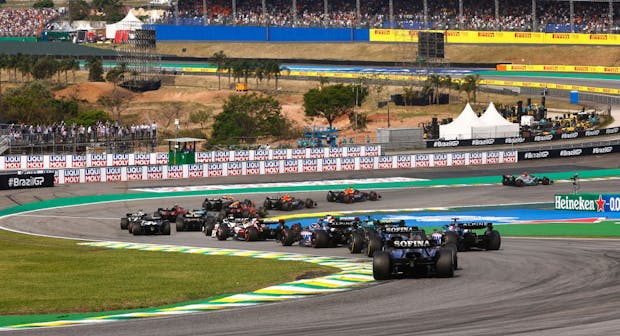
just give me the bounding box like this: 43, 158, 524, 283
0, 1, 618, 36
0, 8, 62, 37
2, 121, 158, 153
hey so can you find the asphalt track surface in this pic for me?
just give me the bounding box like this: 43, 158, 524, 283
2, 153, 620, 335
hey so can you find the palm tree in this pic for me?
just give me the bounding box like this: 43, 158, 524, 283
441, 75, 452, 103
263, 60, 281, 91
463, 74, 481, 103
7, 53, 19, 82
426, 74, 441, 104
212, 50, 227, 90
0, 54, 7, 104
69, 58, 80, 83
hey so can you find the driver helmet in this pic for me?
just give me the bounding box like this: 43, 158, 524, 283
251, 218, 260, 226
309, 223, 321, 230
345, 187, 354, 194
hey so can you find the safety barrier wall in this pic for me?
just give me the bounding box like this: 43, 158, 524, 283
518, 143, 620, 160
44, 151, 517, 184
369, 29, 620, 45
497, 64, 620, 74
426, 127, 620, 148
0, 145, 381, 171
146, 24, 369, 42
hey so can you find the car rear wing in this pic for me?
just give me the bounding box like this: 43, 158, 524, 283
259, 219, 285, 226
373, 219, 406, 227
381, 226, 422, 233
459, 222, 493, 230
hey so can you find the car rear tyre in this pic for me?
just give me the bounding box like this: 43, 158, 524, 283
369, 191, 379, 201
436, 249, 455, 278
132, 223, 142, 236
282, 202, 293, 211
326, 192, 336, 202
542, 177, 551, 185
373, 252, 391, 280
305, 198, 316, 208
216, 225, 229, 241
486, 230, 501, 250
204, 222, 215, 236
281, 228, 295, 246
444, 243, 458, 269
176, 218, 185, 232
312, 231, 329, 248
246, 227, 259, 241
120, 218, 128, 230
161, 221, 171, 235
516, 179, 524, 187
348, 232, 364, 254
367, 236, 382, 257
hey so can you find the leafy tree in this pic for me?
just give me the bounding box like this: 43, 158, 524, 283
31, 56, 58, 80
105, 63, 127, 86
211, 93, 289, 145
212, 50, 227, 90
1, 81, 77, 124
303, 84, 367, 129
189, 107, 214, 129
463, 74, 481, 103
32, 0, 54, 8
66, 110, 112, 126
67, 0, 89, 21
86, 57, 104, 82
91, 0, 124, 22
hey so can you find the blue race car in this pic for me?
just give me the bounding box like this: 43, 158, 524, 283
439, 218, 501, 252
280, 216, 362, 248
373, 226, 455, 280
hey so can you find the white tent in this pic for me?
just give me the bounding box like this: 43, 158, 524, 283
472, 102, 520, 138
439, 103, 484, 140
105, 11, 144, 39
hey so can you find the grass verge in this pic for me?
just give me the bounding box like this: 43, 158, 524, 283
0, 230, 336, 316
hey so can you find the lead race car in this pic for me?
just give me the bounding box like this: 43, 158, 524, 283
502, 173, 553, 187
326, 187, 381, 203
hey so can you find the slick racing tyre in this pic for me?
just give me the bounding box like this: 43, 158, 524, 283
542, 177, 552, 185
120, 217, 129, 230
281, 228, 295, 246
245, 227, 259, 241
312, 231, 330, 248
372, 252, 391, 280
216, 225, 229, 241
132, 223, 142, 236
176, 218, 185, 232
203, 222, 215, 237
486, 230, 501, 250
305, 198, 316, 208
161, 221, 171, 235
348, 232, 364, 254
444, 243, 458, 270
367, 236, 382, 257
326, 192, 337, 202
369, 191, 379, 201
435, 249, 455, 278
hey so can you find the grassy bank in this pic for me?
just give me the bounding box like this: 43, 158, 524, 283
0, 229, 335, 315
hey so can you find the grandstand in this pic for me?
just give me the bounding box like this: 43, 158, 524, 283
1, 1, 619, 38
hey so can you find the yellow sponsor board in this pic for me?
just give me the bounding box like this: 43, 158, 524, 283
480, 79, 620, 94
370, 29, 620, 45
499, 64, 620, 74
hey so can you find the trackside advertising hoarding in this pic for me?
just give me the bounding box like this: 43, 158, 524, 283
555, 194, 620, 212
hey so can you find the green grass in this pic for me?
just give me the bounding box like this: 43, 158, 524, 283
0, 230, 335, 315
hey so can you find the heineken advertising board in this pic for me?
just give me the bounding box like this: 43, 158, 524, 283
555, 194, 620, 212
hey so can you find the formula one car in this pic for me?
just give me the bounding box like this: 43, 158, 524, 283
212, 217, 286, 241
359, 218, 407, 257
326, 187, 380, 203
502, 173, 553, 187
438, 218, 501, 252
131, 215, 171, 236
155, 205, 188, 222
263, 194, 317, 211
175, 209, 206, 232
373, 226, 455, 280
281, 216, 363, 248
222, 200, 268, 218
120, 210, 148, 230
202, 196, 236, 211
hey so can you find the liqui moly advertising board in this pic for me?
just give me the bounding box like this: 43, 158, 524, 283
346, 146, 362, 157
486, 151, 501, 164
234, 150, 250, 161
246, 161, 261, 175
207, 163, 223, 177
364, 145, 380, 156
188, 164, 204, 178
264, 160, 280, 174
322, 158, 337, 172
214, 151, 231, 162
134, 153, 151, 165
302, 159, 318, 172
111, 153, 129, 166
106, 167, 122, 182
271, 149, 288, 160
291, 148, 306, 159
26, 155, 45, 169
309, 148, 324, 159
378, 156, 393, 169
433, 153, 448, 167
227, 162, 243, 176
254, 149, 269, 161
89, 154, 107, 167
126, 166, 143, 181
329, 147, 345, 158
3, 155, 21, 169
84, 167, 102, 183
503, 151, 518, 163
167, 165, 184, 179
283, 159, 299, 173
396, 155, 412, 168
147, 166, 163, 180
155, 152, 168, 164
63, 168, 81, 184
195, 152, 212, 163
469, 152, 483, 165
359, 157, 375, 170
451, 152, 467, 166
415, 154, 430, 167
341, 157, 355, 171
48, 155, 67, 169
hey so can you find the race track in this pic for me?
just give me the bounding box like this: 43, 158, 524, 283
1, 154, 620, 335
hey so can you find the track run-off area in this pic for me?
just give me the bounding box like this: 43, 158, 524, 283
0, 155, 619, 334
